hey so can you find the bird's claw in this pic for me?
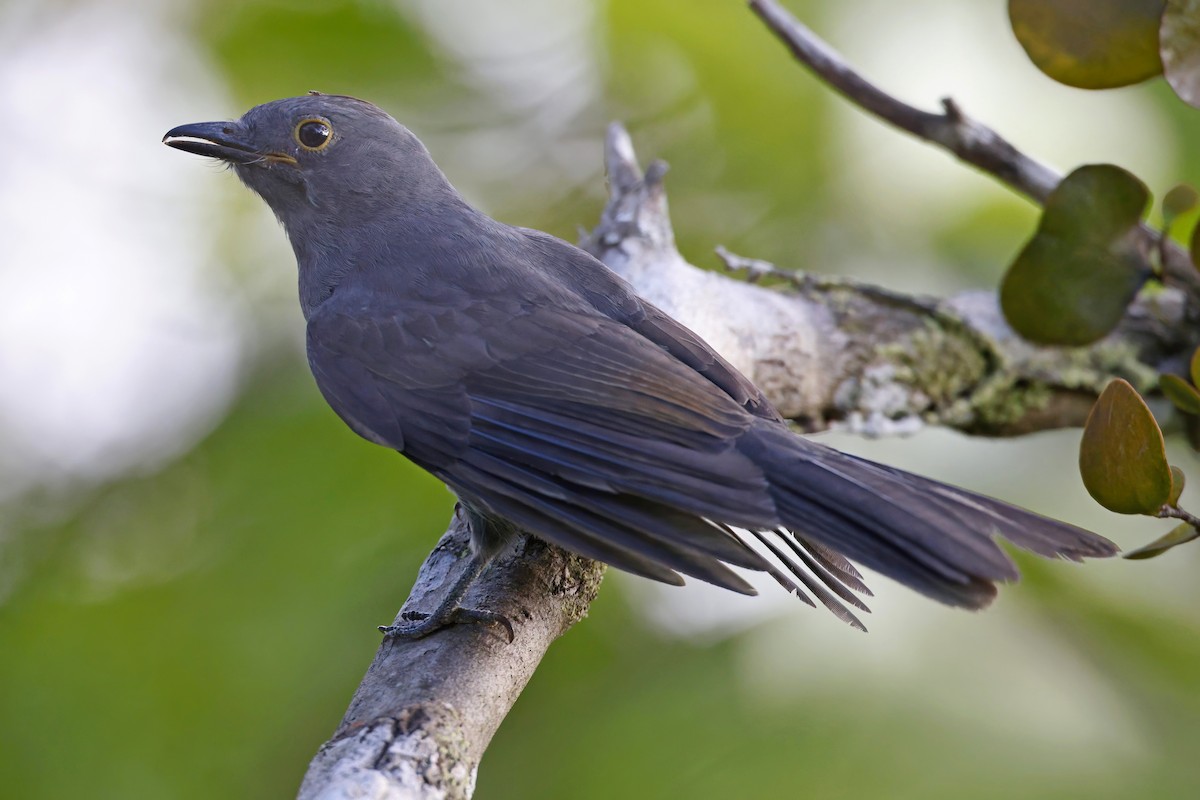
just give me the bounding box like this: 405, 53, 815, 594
379, 606, 515, 643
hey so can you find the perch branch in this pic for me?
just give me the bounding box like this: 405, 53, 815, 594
582, 123, 1188, 437
297, 516, 604, 799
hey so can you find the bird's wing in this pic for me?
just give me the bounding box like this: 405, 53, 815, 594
306, 291, 785, 593
519, 227, 782, 422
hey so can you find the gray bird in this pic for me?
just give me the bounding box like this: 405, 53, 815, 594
164, 94, 1115, 638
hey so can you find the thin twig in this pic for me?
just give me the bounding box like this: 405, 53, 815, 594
747, 0, 1200, 302
1158, 503, 1200, 529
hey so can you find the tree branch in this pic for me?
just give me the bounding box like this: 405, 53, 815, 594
581, 124, 1188, 437
747, 0, 1200, 304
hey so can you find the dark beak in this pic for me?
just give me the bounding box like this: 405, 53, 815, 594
163, 121, 294, 165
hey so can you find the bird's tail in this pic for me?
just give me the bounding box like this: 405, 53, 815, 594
738, 419, 1118, 611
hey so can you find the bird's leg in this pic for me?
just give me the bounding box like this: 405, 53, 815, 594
379, 506, 515, 642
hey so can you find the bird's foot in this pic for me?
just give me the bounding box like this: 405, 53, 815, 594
379, 606, 515, 642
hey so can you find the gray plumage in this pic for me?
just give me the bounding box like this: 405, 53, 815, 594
164, 94, 1116, 635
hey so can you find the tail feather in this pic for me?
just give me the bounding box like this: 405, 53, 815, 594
451, 458, 762, 595
785, 534, 873, 597
449, 409, 1114, 629
773, 530, 872, 610
791, 537, 870, 589
741, 420, 1117, 610
750, 530, 868, 631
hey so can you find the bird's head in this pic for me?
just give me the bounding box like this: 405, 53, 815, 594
163, 93, 453, 232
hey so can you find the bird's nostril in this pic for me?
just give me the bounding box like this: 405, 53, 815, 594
222, 125, 234, 135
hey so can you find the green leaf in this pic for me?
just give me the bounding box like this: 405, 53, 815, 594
1080, 379, 1172, 514
1169, 465, 1187, 505
1009, 0, 1165, 89
1001, 165, 1152, 346
1191, 347, 1200, 387
1160, 373, 1200, 413
1162, 184, 1199, 226
1162, 0, 1200, 107
1123, 521, 1200, 558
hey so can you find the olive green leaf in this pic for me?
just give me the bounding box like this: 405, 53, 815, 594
1191, 346, 1200, 386
1169, 465, 1187, 505
1161, 373, 1200, 413
1123, 521, 1199, 558
1162, 0, 1200, 107
1001, 165, 1152, 346
1162, 184, 1199, 227
1008, 0, 1164, 89
1080, 379, 1172, 514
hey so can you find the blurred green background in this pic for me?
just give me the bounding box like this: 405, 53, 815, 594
2, 0, 1199, 797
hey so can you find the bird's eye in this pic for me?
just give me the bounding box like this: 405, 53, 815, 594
294, 118, 332, 151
